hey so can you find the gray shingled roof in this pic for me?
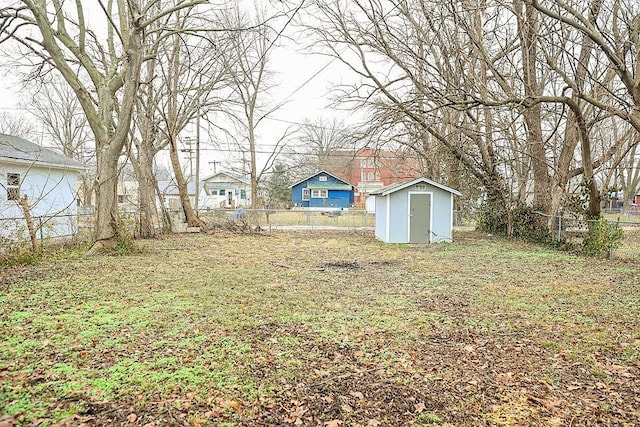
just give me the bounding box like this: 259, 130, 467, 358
0, 133, 87, 171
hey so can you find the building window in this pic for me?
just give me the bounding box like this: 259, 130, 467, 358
7, 173, 20, 201
319, 175, 327, 182
375, 171, 381, 181
117, 195, 125, 203
367, 172, 375, 181
211, 190, 218, 195
302, 188, 310, 201
219, 189, 225, 195
240, 189, 246, 199
360, 159, 367, 168
311, 189, 328, 198
367, 158, 375, 167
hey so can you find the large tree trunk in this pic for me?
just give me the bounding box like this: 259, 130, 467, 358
90, 143, 121, 251
517, 0, 551, 213
130, 146, 160, 238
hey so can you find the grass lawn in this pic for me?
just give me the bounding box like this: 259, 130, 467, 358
1, 231, 639, 426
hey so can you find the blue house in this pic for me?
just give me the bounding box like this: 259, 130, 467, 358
290, 171, 354, 209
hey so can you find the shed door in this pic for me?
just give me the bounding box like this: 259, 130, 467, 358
409, 193, 431, 243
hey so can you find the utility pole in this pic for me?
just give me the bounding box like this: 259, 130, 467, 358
195, 90, 201, 212
181, 137, 194, 182
209, 160, 219, 174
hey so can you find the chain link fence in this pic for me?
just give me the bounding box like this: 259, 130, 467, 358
0, 212, 93, 253
197, 208, 375, 231
2, 208, 637, 262
536, 212, 640, 261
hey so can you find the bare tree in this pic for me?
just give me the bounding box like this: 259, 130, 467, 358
289, 117, 353, 177
29, 76, 95, 207
0, 111, 35, 140
0, 0, 206, 253
219, 3, 294, 207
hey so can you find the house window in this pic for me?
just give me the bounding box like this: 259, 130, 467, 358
311, 189, 328, 198
302, 188, 310, 201
117, 195, 125, 203
375, 171, 381, 181
7, 173, 20, 201
219, 189, 225, 195
415, 184, 427, 190
367, 158, 375, 167
319, 175, 327, 182
240, 189, 246, 199
360, 159, 367, 168
367, 172, 375, 181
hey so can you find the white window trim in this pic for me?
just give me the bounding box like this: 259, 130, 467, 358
311, 189, 328, 198
302, 188, 310, 201
7, 172, 20, 201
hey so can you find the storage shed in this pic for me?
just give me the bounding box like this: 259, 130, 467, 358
371, 177, 461, 244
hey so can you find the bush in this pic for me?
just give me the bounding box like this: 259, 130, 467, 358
583, 216, 623, 258
477, 202, 550, 243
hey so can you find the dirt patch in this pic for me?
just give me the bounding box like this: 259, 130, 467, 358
319, 261, 360, 270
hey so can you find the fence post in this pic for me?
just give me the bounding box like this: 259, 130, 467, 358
39, 217, 44, 246
557, 216, 562, 242
609, 223, 615, 259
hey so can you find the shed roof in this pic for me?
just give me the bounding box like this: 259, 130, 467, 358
0, 134, 87, 172
370, 177, 462, 196
289, 170, 354, 188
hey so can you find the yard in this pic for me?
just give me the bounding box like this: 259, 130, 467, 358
1, 230, 639, 426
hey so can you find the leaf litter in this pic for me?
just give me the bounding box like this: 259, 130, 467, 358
0, 230, 638, 426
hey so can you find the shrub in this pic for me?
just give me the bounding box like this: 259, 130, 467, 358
583, 215, 623, 258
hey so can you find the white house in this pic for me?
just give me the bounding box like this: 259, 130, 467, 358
0, 134, 87, 242
201, 171, 251, 209
371, 177, 462, 244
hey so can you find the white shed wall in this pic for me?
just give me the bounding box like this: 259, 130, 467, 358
374, 195, 387, 241
375, 181, 457, 244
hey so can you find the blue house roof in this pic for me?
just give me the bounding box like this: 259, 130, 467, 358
289, 170, 354, 188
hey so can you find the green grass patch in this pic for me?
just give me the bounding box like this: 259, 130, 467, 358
1, 231, 638, 425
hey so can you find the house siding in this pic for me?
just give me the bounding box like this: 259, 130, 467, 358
1, 163, 79, 239
291, 172, 354, 209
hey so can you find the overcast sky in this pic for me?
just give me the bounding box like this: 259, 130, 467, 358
0, 1, 360, 177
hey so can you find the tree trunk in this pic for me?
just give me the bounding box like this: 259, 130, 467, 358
130, 146, 160, 238
17, 195, 40, 254
168, 136, 205, 229
90, 143, 121, 252
517, 0, 551, 213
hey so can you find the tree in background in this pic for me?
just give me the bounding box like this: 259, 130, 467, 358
29, 77, 95, 208
0, 112, 35, 140
220, 2, 298, 207
309, 0, 640, 238
288, 117, 354, 179
261, 163, 292, 209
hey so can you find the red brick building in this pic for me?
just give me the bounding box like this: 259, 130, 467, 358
324, 148, 422, 207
